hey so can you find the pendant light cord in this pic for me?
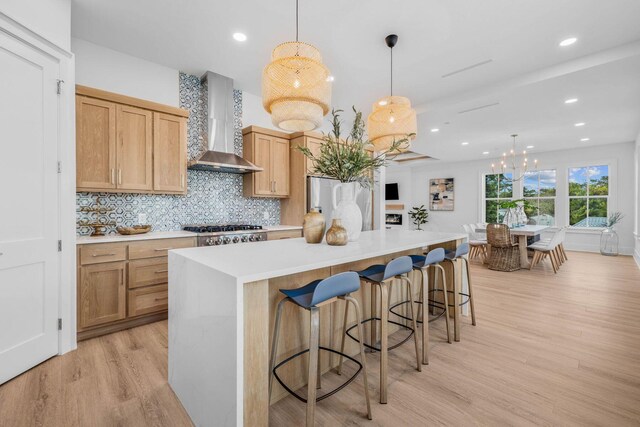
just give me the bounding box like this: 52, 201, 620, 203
390, 46, 393, 96
295, 0, 299, 42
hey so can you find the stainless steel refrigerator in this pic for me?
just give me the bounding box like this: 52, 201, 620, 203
307, 176, 373, 233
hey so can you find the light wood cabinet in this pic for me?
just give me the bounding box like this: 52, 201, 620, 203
117, 105, 153, 191
76, 236, 196, 340
76, 96, 117, 190
305, 137, 324, 176
76, 85, 188, 195
266, 229, 303, 240
78, 261, 126, 329
242, 127, 290, 198
154, 112, 187, 193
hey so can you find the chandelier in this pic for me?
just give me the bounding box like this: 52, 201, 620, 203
491, 134, 538, 181
262, 0, 331, 132
367, 34, 417, 152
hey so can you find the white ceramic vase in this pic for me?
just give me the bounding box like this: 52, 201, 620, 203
332, 181, 363, 241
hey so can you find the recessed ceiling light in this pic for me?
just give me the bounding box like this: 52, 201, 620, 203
559, 37, 577, 47
564, 98, 578, 104
326, 75, 335, 82
233, 32, 247, 42
431, 128, 439, 133
574, 122, 585, 127
581, 138, 590, 142
526, 145, 534, 149
482, 151, 489, 155
461, 142, 469, 146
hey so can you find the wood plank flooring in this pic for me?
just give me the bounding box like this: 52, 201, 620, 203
1, 251, 639, 426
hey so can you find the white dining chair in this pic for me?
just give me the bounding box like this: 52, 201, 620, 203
463, 224, 488, 260
528, 229, 563, 273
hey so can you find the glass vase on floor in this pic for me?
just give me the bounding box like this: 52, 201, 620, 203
600, 227, 619, 256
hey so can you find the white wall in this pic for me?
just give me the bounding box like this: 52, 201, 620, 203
634, 133, 640, 266
72, 38, 179, 106
1, 0, 70, 50
388, 142, 637, 255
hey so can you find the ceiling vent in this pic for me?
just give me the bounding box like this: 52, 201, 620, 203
458, 102, 500, 114
389, 151, 435, 163
442, 59, 493, 78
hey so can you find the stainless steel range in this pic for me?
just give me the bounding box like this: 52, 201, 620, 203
183, 224, 267, 246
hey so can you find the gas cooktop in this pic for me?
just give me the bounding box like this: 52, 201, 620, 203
183, 224, 263, 234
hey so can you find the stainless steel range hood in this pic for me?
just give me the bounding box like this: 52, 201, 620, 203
187, 71, 262, 174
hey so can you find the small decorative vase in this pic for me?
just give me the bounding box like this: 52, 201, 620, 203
326, 219, 348, 246
332, 181, 363, 241
303, 208, 325, 244
503, 208, 515, 228
515, 205, 527, 227
600, 227, 619, 256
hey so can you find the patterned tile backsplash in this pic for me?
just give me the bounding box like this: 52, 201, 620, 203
76, 72, 280, 236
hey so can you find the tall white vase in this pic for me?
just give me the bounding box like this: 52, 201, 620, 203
332, 181, 363, 241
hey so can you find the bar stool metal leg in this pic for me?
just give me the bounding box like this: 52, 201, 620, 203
463, 257, 476, 326
344, 295, 373, 420
435, 263, 452, 344
420, 268, 429, 365
401, 274, 421, 372
269, 297, 288, 400
306, 307, 320, 427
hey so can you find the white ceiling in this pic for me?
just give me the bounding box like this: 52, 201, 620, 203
71, 0, 640, 162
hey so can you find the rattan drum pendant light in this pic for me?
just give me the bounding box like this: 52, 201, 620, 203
262, 0, 331, 132
368, 34, 417, 152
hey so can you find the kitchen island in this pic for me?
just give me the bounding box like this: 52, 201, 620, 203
168, 229, 467, 427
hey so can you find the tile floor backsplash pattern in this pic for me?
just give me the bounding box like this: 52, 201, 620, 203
76, 72, 280, 235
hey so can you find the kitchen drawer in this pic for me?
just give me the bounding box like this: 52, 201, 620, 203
267, 229, 302, 240
128, 237, 195, 259
128, 256, 168, 289
79, 243, 127, 265
128, 284, 168, 317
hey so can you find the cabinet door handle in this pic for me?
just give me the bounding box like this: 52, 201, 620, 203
154, 297, 168, 302
118, 169, 122, 185
274, 181, 277, 193
154, 269, 168, 274
111, 169, 115, 185
181, 173, 185, 188
154, 247, 173, 251
92, 253, 116, 257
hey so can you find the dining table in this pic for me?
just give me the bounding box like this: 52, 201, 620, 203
476, 224, 549, 269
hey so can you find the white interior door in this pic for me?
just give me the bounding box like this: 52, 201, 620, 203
0, 31, 60, 384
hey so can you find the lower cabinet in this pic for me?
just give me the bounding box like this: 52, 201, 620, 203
77, 236, 195, 340
78, 261, 127, 329
266, 229, 303, 240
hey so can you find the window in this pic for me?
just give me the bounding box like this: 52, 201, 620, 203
523, 170, 556, 226
568, 165, 609, 227
484, 173, 512, 223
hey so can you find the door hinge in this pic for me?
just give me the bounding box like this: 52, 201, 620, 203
58, 240, 62, 252
56, 79, 64, 95
57, 161, 62, 174
58, 318, 62, 330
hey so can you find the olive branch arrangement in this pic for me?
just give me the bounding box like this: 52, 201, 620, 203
297, 107, 414, 188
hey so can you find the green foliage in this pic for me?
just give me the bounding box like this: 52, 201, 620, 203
297, 108, 414, 188
607, 211, 623, 228
408, 205, 429, 230
499, 199, 534, 210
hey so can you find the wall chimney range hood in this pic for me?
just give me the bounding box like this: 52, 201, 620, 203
187, 71, 262, 174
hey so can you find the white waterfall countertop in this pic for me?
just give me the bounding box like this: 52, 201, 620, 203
170, 229, 467, 283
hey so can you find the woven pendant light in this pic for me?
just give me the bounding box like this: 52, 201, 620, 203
368, 34, 417, 152
262, 0, 331, 132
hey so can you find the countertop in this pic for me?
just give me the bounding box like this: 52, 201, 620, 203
170, 229, 467, 283
76, 230, 197, 245
75, 225, 302, 245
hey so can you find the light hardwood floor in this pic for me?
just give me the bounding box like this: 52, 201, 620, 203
1, 251, 639, 426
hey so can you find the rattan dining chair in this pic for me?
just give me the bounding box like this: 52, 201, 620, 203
486, 224, 521, 272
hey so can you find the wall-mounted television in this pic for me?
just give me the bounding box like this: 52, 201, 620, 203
385, 183, 399, 200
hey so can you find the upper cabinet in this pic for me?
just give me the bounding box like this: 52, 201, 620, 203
242, 127, 290, 198
76, 86, 189, 194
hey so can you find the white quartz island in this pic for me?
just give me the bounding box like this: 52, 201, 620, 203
168, 229, 467, 427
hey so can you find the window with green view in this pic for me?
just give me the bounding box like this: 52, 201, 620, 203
484, 173, 513, 223
523, 169, 556, 226
568, 165, 608, 227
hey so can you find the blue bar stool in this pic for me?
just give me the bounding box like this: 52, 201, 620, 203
342, 256, 421, 404
389, 248, 452, 365
443, 242, 477, 342
269, 271, 372, 426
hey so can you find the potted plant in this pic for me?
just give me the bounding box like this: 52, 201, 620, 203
408, 205, 429, 230
499, 199, 533, 227
298, 108, 413, 241
600, 211, 623, 256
